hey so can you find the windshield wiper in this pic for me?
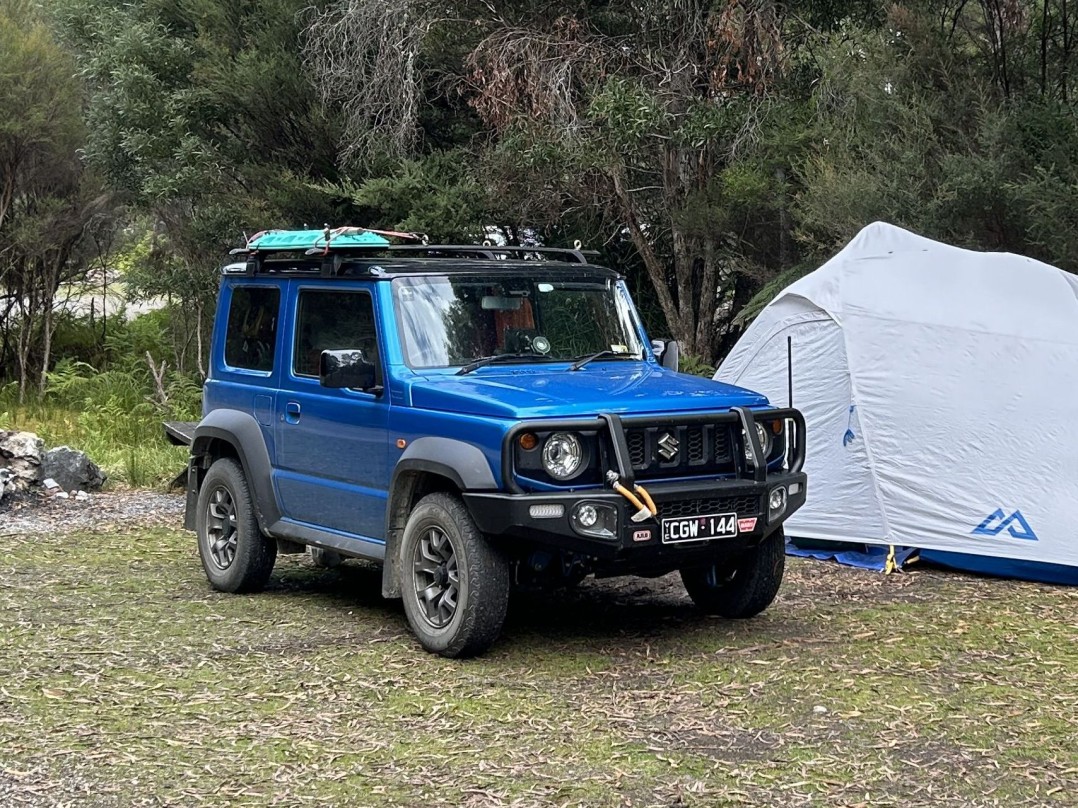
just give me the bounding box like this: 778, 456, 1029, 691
456, 353, 546, 375
569, 351, 638, 371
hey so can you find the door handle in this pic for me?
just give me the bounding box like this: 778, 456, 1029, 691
284, 401, 301, 423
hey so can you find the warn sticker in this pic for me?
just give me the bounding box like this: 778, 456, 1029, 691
737, 517, 758, 533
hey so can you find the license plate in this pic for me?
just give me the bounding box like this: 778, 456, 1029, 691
661, 512, 738, 544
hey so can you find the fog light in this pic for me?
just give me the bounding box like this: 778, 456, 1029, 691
570, 502, 617, 540
529, 503, 564, 519
577, 504, 599, 527
769, 487, 787, 512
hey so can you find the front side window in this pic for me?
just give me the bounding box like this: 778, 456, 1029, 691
294, 289, 380, 379
394, 275, 644, 368
224, 286, 280, 371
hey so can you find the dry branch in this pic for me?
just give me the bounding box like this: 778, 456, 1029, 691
302, 0, 432, 161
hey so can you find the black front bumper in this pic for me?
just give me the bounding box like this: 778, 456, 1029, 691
464, 471, 807, 562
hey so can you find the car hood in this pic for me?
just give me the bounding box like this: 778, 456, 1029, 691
406, 363, 770, 419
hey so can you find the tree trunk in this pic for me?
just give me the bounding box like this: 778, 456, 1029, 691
15, 304, 33, 405
0, 296, 15, 378
196, 302, 206, 379
38, 300, 53, 395
609, 163, 685, 343
102, 262, 108, 347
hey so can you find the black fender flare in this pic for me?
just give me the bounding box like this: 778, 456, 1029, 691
381, 437, 499, 598
189, 409, 282, 534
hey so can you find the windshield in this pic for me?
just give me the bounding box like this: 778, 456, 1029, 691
394, 274, 645, 369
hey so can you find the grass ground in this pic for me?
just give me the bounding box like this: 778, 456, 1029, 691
1, 519, 1076, 807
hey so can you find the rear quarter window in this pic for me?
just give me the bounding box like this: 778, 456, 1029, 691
225, 286, 280, 371
293, 289, 379, 379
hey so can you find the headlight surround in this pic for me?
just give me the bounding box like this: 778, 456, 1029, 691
542, 432, 584, 480
743, 422, 772, 465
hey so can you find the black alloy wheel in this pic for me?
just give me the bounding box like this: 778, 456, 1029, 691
412, 526, 460, 629
204, 486, 238, 570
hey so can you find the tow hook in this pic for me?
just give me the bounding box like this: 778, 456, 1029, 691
606, 471, 658, 523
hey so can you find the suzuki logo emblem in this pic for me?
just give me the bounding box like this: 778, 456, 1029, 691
657, 432, 679, 461
972, 508, 1038, 541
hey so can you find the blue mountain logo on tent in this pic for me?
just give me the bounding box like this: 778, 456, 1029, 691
972, 509, 1038, 541
842, 404, 857, 446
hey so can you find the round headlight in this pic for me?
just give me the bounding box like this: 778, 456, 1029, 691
743, 423, 772, 464
542, 432, 583, 480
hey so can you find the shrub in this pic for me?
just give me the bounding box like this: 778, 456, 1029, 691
0, 309, 203, 487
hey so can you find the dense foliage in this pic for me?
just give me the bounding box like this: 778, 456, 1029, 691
3, 0, 1078, 395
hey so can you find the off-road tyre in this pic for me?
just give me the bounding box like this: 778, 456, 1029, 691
680, 528, 785, 618
196, 458, 276, 593
400, 492, 510, 658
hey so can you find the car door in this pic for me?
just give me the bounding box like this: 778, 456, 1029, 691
273, 284, 390, 540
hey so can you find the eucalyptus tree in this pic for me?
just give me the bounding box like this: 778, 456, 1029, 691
305, 0, 804, 360
52, 0, 349, 374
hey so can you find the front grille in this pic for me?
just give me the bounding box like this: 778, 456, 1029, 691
714, 429, 731, 461
622, 422, 739, 480
627, 430, 646, 468
686, 427, 704, 463
659, 494, 761, 520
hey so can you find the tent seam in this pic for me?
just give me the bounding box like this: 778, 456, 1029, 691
720, 305, 832, 389
832, 292, 896, 546
823, 308, 1078, 347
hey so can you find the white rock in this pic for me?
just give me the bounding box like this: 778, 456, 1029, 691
43, 477, 60, 490
0, 431, 44, 491
813, 705, 828, 714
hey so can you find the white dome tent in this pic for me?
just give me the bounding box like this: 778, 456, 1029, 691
716, 222, 1078, 584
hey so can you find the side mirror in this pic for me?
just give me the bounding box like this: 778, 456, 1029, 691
320, 349, 381, 393
651, 338, 680, 371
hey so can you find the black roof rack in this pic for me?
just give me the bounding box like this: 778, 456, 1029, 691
229, 242, 602, 277
375, 244, 596, 264
231, 243, 595, 263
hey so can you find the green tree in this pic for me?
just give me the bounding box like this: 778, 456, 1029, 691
305, 0, 809, 361
0, 0, 110, 400
53, 0, 351, 374
794, 4, 1078, 271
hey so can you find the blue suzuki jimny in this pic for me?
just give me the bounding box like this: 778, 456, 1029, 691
172, 228, 806, 657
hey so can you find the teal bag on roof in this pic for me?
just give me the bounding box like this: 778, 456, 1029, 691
247, 229, 390, 251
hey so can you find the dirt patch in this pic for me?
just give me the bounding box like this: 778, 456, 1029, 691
0, 489, 184, 536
